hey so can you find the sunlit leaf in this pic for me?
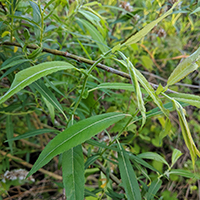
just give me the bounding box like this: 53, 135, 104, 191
167, 47, 200, 86
0, 61, 76, 105
123, 2, 178, 46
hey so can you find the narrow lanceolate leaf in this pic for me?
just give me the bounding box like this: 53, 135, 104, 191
167, 47, 200, 86
118, 143, 141, 200
0, 61, 76, 105
134, 68, 169, 118
77, 19, 109, 53
121, 53, 146, 128
27, 112, 128, 176
115, 55, 168, 118
145, 178, 162, 200
62, 145, 84, 200
169, 169, 200, 179
172, 99, 200, 166
89, 82, 134, 92
123, 2, 178, 46
169, 92, 200, 108
6, 115, 14, 154
5, 129, 59, 142
32, 80, 68, 121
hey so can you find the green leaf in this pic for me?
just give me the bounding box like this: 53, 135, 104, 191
43, 96, 55, 122
145, 178, 162, 200
190, 7, 200, 15
27, 112, 128, 176
123, 2, 178, 46
118, 53, 146, 127
115, 56, 169, 118
129, 154, 161, 174
32, 80, 68, 121
5, 129, 59, 142
77, 19, 109, 53
0, 61, 76, 105
172, 99, 200, 166
171, 149, 182, 167
169, 169, 200, 179
89, 82, 134, 92
62, 145, 84, 200
0, 59, 30, 71
29, 1, 41, 24
169, 92, 200, 108
137, 152, 169, 167
167, 47, 200, 86
118, 143, 141, 200
6, 115, 14, 154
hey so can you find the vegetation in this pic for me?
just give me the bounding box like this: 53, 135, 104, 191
1, 0, 200, 199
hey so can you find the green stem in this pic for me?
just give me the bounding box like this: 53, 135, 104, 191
68, 50, 112, 123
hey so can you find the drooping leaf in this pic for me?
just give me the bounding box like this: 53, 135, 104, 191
115, 56, 169, 118
172, 99, 200, 166
167, 47, 200, 86
118, 53, 146, 128
118, 143, 141, 200
123, 2, 179, 46
32, 80, 68, 121
62, 145, 84, 200
27, 112, 128, 176
137, 152, 169, 168
0, 61, 76, 105
77, 19, 109, 53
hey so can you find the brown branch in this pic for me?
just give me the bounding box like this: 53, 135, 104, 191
1, 41, 177, 93
0, 150, 63, 180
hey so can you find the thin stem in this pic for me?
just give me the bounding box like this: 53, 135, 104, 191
69, 50, 112, 123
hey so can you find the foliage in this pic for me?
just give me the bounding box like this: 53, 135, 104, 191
1, 0, 200, 199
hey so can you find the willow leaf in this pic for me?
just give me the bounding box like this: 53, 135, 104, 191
27, 112, 128, 176
62, 145, 84, 200
0, 61, 76, 105
118, 143, 141, 200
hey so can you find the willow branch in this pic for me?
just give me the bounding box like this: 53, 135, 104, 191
1, 41, 178, 93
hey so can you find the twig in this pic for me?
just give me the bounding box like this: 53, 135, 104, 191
0, 150, 63, 180
1, 41, 179, 93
